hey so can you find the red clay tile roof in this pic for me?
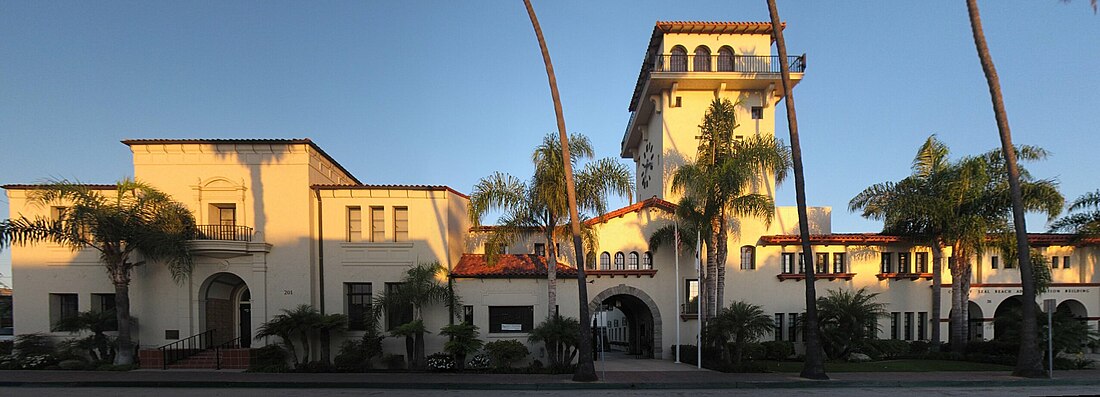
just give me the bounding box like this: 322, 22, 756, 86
759, 233, 1099, 246
122, 138, 362, 184
451, 254, 576, 279
585, 197, 677, 226
312, 184, 469, 199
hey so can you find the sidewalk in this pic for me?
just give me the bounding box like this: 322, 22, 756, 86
1, 369, 1098, 390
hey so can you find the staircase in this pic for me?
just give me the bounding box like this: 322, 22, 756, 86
139, 329, 252, 370
163, 348, 251, 369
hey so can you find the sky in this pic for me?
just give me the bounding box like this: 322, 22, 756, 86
1, 1, 1098, 288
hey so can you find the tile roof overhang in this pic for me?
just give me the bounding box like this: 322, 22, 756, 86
759, 233, 1099, 247
122, 138, 362, 184
585, 197, 677, 226
312, 184, 468, 199
451, 254, 576, 279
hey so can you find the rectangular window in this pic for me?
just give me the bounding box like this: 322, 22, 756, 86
833, 253, 846, 274
463, 305, 474, 325
91, 293, 118, 331
393, 207, 409, 242
904, 312, 914, 341
798, 253, 807, 273
991, 256, 999, 269
898, 253, 911, 273
50, 293, 78, 331
781, 253, 795, 274
816, 253, 829, 274
740, 246, 755, 270
385, 283, 413, 331
918, 312, 928, 340
685, 279, 699, 314
788, 313, 798, 342
891, 312, 900, 340
345, 283, 372, 331
915, 252, 928, 273
489, 306, 533, 333
1064, 256, 1071, 269
534, 243, 545, 257
774, 314, 784, 341
51, 206, 68, 221
1051, 256, 1059, 269
881, 252, 893, 273
370, 207, 385, 242
347, 207, 362, 242
751, 106, 764, 120
215, 204, 236, 226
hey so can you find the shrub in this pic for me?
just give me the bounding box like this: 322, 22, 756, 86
909, 340, 932, 356
861, 339, 909, 360
247, 345, 290, 373
528, 315, 579, 371
333, 330, 385, 372
1054, 354, 1096, 370
762, 341, 794, 361
740, 342, 766, 361
382, 354, 406, 370
440, 323, 483, 371
0, 340, 13, 356
671, 345, 698, 365
965, 340, 1019, 357
426, 352, 455, 371
467, 353, 490, 370
484, 340, 529, 369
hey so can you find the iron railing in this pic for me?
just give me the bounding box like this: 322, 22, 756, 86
195, 225, 254, 242
158, 329, 216, 370
213, 336, 245, 370
651, 54, 806, 74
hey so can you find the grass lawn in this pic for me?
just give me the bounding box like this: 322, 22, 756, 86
759, 359, 1014, 372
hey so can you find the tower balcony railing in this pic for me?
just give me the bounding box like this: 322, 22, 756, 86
194, 225, 254, 242
650, 54, 806, 74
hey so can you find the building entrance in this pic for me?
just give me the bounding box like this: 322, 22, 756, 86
589, 286, 663, 359
200, 272, 251, 347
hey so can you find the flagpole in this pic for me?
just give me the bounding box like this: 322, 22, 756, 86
674, 222, 681, 364
696, 230, 702, 370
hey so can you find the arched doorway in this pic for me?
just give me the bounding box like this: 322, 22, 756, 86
992, 295, 1022, 340
1057, 299, 1088, 321
200, 272, 251, 347
589, 285, 662, 359
968, 301, 984, 341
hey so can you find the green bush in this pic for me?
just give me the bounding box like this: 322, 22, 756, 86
426, 352, 455, 371
0, 340, 13, 356
484, 340, 529, 369
1054, 355, 1096, 370
740, 342, 766, 361
965, 340, 1019, 357
382, 354, 406, 370
247, 345, 290, 373
671, 345, 698, 365
909, 340, 932, 356
861, 339, 910, 360
762, 341, 794, 361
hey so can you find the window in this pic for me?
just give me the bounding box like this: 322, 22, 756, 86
1064, 256, 1071, 269
833, 253, 846, 274
489, 306, 533, 333
991, 255, 999, 269
798, 253, 807, 273
788, 313, 798, 342
643, 251, 653, 270
393, 207, 409, 242
628, 252, 639, 270
781, 253, 795, 274
614, 252, 625, 270
1051, 256, 1059, 269
890, 312, 900, 340
600, 252, 611, 270
685, 279, 699, 314
751, 106, 763, 120
370, 207, 385, 242
774, 313, 784, 341
585, 252, 597, 269
215, 204, 236, 226
347, 207, 362, 242
693, 46, 711, 72
898, 253, 911, 273
385, 283, 413, 331
345, 283, 372, 331
904, 312, 914, 341
51, 206, 68, 221
91, 293, 118, 331
717, 46, 735, 71
463, 305, 474, 325
915, 252, 928, 273
881, 252, 893, 273
669, 46, 688, 72
918, 312, 928, 340
50, 293, 78, 331
534, 243, 545, 257
816, 253, 829, 274
740, 246, 755, 270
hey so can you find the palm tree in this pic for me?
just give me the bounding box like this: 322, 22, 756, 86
53, 309, 119, 363
254, 305, 317, 367
0, 179, 196, 365
520, 0, 598, 381
440, 322, 483, 371
706, 301, 774, 368
814, 288, 887, 360
1050, 190, 1100, 239
373, 262, 453, 370
765, 0, 827, 380
316, 313, 348, 366
528, 314, 580, 371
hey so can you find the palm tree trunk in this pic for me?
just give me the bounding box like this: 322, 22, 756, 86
716, 215, 728, 313
931, 240, 945, 349
320, 330, 331, 365
766, 0, 827, 380
521, 0, 596, 381
706, 221, 719, 320
964, 0, 1043, 377
949, 243, 969, 353
112, 276, 134, 365
299, 333, 311, 364
546, 225, 557, 319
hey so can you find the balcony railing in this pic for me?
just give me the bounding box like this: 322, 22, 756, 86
195, 225, 253, 242
650, 54, 806, 74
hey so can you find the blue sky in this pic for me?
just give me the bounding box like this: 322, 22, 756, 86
1, 1, 1098, 287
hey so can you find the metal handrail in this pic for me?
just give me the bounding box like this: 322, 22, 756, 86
157, 329, 215, 370
213, 336, 245, 370
194, 225, 254, 242
651, 54, 806, 74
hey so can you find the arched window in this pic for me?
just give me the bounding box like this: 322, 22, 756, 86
586, 252, 597, 270
717, 46, 735, 71
669, 46, 688, 72
740, 245, 756, 270
600, 252, 611, 270
693, 46, 711, 72
614, 252, 625, 270
644, 251, 653, 270
628, 252, 640, 270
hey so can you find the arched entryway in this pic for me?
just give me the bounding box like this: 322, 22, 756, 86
968, 301, 984, 341
589, 285, 662, 359
1057, 299, 1088, 320
199, 272, 251, 347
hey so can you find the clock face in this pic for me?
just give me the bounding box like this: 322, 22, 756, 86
640, 141, 655, 190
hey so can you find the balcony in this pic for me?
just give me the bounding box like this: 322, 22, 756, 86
650, 54, 806, 74
189, 225, 269, 258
